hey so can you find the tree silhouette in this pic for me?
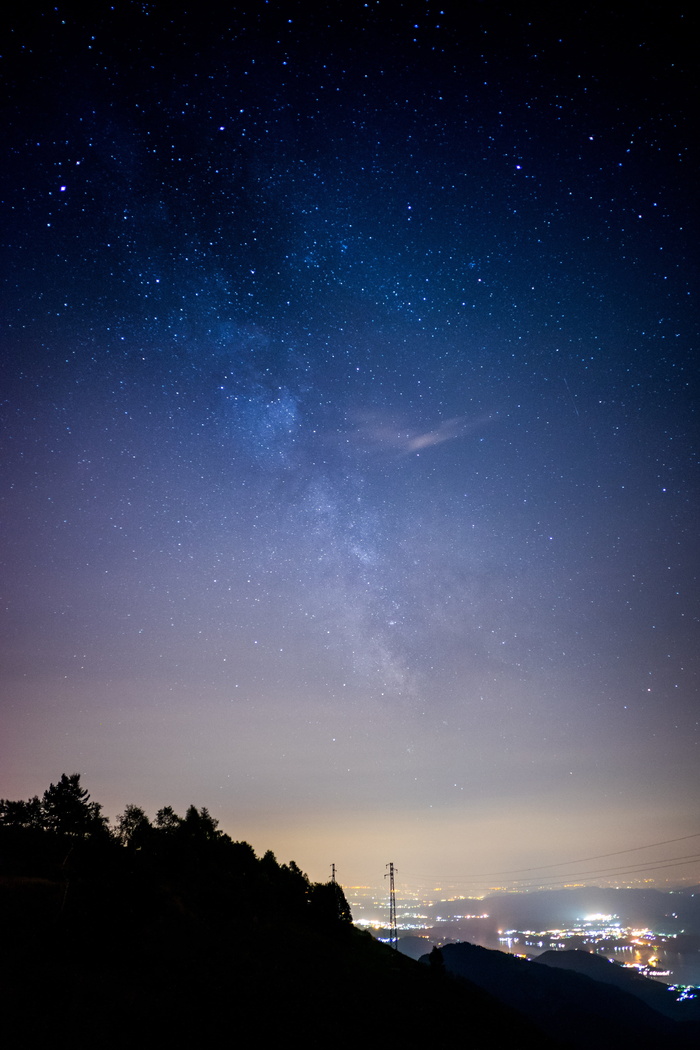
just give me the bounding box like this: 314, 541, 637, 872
182, 805, 220, 843
309, 881, 353, 928
428, 946, 446, 977
0, 795, 43, 829
115, 804, 152, 848
41, 773, 107, 839
155, 805, 182, 832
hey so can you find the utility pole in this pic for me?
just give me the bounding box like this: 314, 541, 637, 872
385, 862, 398, 949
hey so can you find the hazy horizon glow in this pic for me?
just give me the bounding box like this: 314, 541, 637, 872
2, 4, 697, 896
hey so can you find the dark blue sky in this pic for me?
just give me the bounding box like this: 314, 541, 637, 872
2, 2, 697, 893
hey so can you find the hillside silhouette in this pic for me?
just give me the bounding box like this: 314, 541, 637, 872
427, 941, 699, 1048
1, 775, 697, 1048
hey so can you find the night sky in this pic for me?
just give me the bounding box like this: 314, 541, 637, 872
2, 2, 698, 895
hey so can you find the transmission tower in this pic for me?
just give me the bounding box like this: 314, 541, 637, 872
330, 862, 336, 884
385, 862, 398, 949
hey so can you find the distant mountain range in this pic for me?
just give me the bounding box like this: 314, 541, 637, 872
535, 949, 692, 1019
425, 941, 700, 1049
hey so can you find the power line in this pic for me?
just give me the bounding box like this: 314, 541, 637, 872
402, 831, 700, 883
400, 854, 700, 893
501, 852, 700, 887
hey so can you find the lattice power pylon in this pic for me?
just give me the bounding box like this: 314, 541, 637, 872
385, 861, 398, 949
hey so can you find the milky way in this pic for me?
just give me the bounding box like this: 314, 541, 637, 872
2, 3, 697, 892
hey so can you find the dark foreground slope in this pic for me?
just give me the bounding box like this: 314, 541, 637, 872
428, 941, 700, 1049
0, 826, 554, 1050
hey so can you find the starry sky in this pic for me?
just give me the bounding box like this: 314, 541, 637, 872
2, 2, 698, 895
